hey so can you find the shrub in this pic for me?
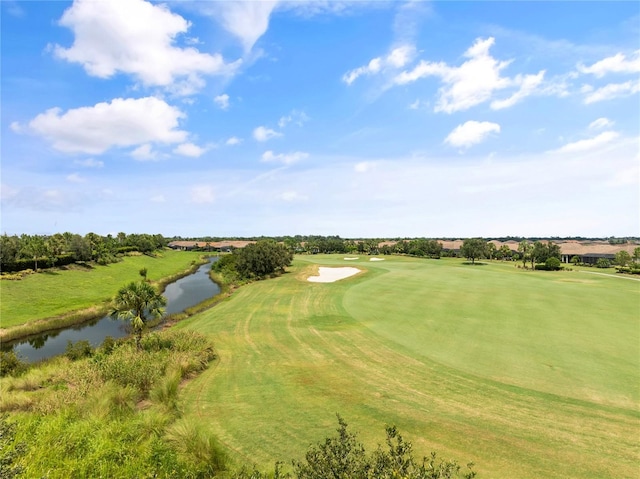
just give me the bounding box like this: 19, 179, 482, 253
96, 345, 163, 393
596, 258, 611, 268
0, 351, 27, 377
165, 417, 228, 475
140, 332, 174, 352
65, 340, 94, 361
150, 368, 182, 410
232, 417, 476, 479
545, 257, 562, 271
100, 336, 117, 355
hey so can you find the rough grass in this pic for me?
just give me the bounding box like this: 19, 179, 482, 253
177, 255, 640, 479
0, 330, 220, 478
0, 250, 204, 329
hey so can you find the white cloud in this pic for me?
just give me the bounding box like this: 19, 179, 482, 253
66, 173, 86, 183
28, 97, 187, 155
261, 150, 308, 165
408, 99, 430, 110
578, 50, 640, 77
173, 142, 208, 158
278, 110, 309, 128
199, 1, 278, 52
150, 194, 166, 203
588, 118, 614, 130
6, 1, 25, 17
74, 158, 104, 168
131, 144, 158, 161
490, 71, 545, 110
343, 44, 415, 85
54, 0, 235, 93
226, 136, 242, 146
214, 94, 230, 110
583, 80, 640, 104
190, 185, 215, 204
445, 121, 501, 148
395, 37, 544, 113
552, 131, 619, 153
10, 121, 23, 133
253, 126, 282, 142
278, 191, 308, 202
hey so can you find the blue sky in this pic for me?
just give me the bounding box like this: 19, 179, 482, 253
2, 1, 639, 238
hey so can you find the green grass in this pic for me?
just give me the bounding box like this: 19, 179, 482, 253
1, 250, 204, 329
177, 255, 640, 479
0, 330, 221, 478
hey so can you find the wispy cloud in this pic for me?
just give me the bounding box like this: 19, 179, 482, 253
551, 131, 619, 153
445, 121, 501, 149
74, 158, 104, 168
583, 80, 640, 104
214, 94, 230, 110
253, 126, 282, 142
173, 142, 209, 158
578, 50, 640, 77
343, 44, 415, 85
261, 150, 308, 165
588, 117, 614, 130
394, 37, 545, 113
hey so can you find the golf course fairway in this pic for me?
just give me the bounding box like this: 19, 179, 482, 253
177, 255, 639, 478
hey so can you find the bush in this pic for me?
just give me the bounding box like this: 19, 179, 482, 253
65, 340, 94, 361
100, 336, 117, 355
545, 257, 562, 271
232, 417, 476, 479
0, 351, 27, 377
596, 258, 611, 268
96, 345, 162, 393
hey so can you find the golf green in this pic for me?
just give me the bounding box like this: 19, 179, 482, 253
178, 255, 639, 478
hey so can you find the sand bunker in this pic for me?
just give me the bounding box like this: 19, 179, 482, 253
344, 257, 359, 261
369, 257, 385, 261
308, 267, 361, 283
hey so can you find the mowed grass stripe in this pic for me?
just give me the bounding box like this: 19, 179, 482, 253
342, 257, 638, 408
178, 255, 639, 479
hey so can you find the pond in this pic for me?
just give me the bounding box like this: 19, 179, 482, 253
2, 258, 220, 363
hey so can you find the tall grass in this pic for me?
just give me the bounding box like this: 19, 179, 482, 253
1, 329, 218, 477
165, 417, 229, 474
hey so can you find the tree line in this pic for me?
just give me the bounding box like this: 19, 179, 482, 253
213, 240, 293, 281
0, 232, 167, 272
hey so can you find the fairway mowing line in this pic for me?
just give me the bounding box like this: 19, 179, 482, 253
579, 271, 640, 281
240, 305, 262, 355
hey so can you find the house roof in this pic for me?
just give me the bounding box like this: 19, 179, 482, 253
168, 240, 256, 249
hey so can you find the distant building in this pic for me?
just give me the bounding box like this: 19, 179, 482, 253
167, 240, 255, 252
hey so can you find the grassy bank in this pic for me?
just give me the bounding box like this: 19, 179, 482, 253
0, 250, 205, 340
176, 255, 639, 478
0, 329, 222, 478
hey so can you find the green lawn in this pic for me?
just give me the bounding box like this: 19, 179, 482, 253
178, 255, 640, 478
1, 250, 204, 328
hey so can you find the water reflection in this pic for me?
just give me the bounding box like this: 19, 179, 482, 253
3, 258, 219, 363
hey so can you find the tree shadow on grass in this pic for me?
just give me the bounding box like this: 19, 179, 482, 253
462, 261, 488, 266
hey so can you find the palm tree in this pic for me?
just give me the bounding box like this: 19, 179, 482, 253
111, 281, 166, 350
